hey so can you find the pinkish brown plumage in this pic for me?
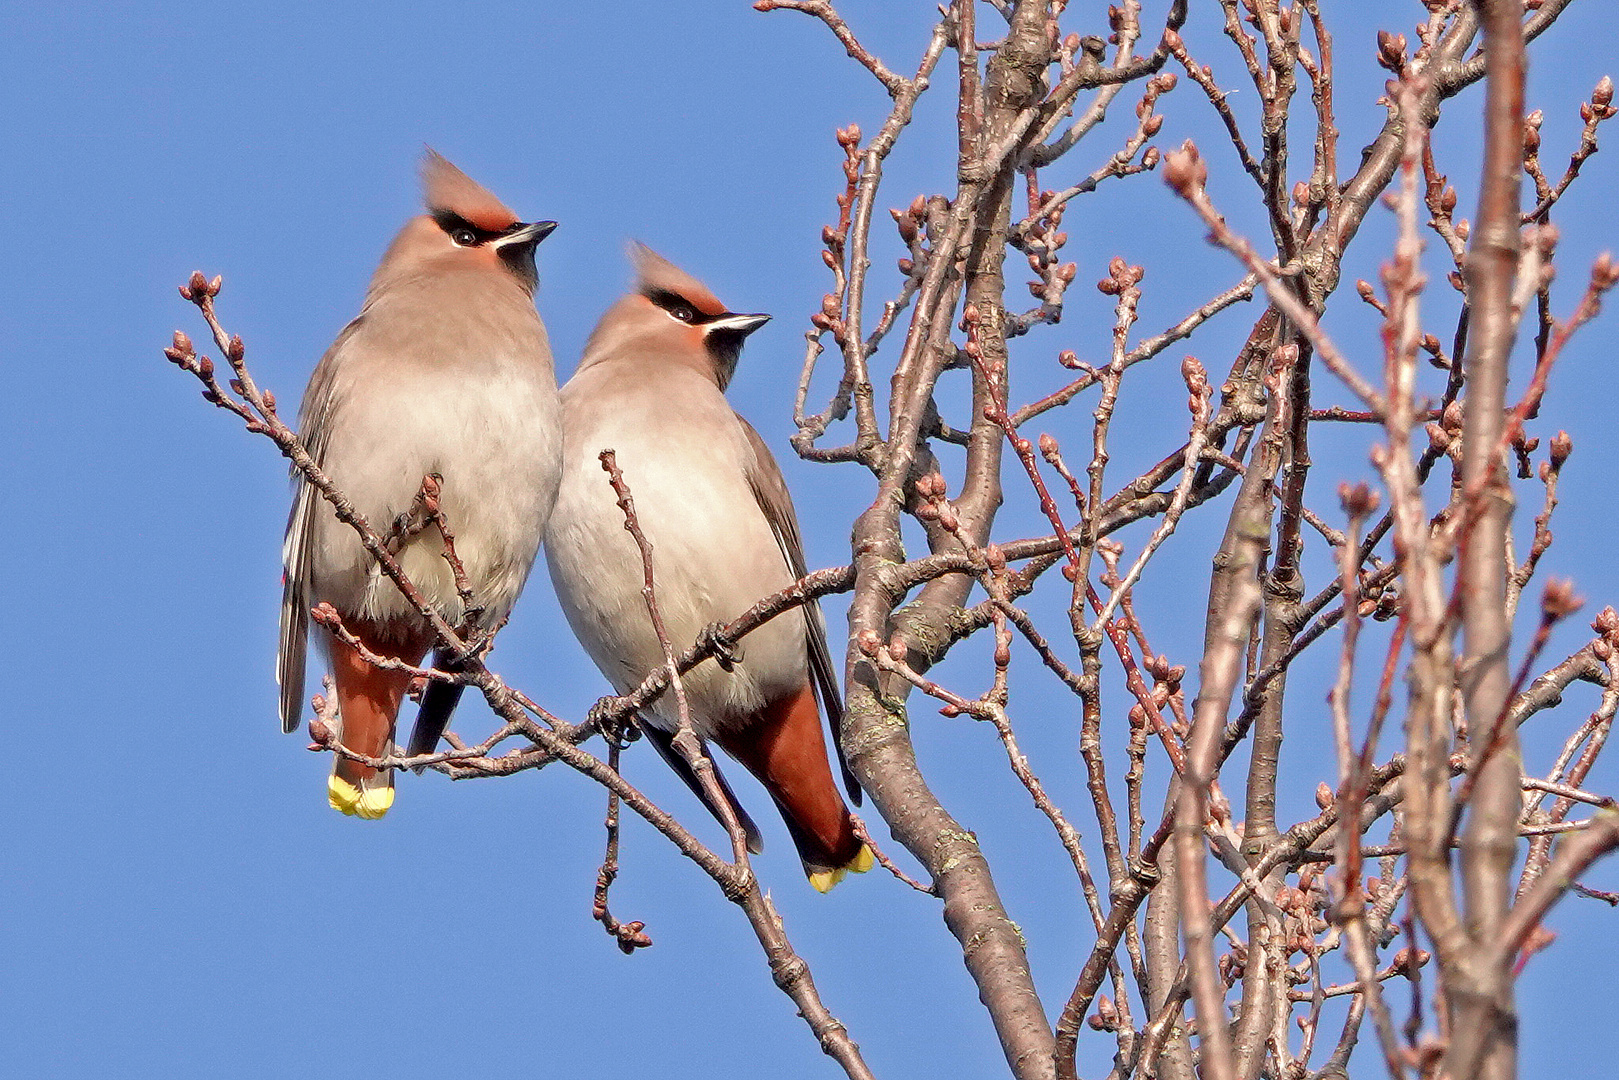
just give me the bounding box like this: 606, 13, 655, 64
421, 147, 519, 232
278, 149, 561, 818
546, 245, 871, 890
631, 241, 728, 318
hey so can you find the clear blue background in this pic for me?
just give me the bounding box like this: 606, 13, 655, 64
4, 2, 1616, 1077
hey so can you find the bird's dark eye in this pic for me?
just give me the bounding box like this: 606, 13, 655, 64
451, 228, 478, 247
669, 303, 697, 323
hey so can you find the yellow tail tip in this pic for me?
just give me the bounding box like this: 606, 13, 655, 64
807, 845, 875, 893
808, 867, 846, 893
849, 844, 875, 875
328, 775, 394, 820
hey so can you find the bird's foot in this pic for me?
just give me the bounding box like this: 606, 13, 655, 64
697, 622, 739, 671
587, 696, 634, 748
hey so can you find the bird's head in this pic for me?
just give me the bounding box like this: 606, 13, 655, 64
375, 148, 557, 295
580, 242, 769, 389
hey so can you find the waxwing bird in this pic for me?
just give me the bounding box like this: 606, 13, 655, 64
278, 149, 562, 819
546, 244, 871, 891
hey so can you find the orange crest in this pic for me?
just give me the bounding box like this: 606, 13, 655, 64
630, 242, 728, 319
421, 148, 519, 232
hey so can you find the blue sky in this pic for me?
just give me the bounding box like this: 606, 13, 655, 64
4, 2, 1617, 1077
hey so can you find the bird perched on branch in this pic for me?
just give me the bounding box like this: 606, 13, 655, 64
546, 244, 871, 891
279, 149, 562, 819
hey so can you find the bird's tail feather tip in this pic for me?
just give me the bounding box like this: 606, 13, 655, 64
850, 843, 875, 875
806, 844, 875, 893
328, 775, 394, 820
807, 867, 845, 893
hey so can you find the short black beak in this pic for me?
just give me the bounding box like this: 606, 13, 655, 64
493, 221, 557, 290
496, 219, 558, 251
702, 311, 770, 392
705, 311, 771, 338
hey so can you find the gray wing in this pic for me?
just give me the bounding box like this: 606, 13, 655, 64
278, 478, 316, 733
277, 318, 360, 734
738, 418, 860, 805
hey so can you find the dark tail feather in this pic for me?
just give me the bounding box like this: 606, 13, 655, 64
406, 648, 466, 759
805, 602, 861, 805
638, 719, 764, 855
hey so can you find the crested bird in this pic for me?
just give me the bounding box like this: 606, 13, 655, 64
546, 244, 871, 891
279, 149, 562, 819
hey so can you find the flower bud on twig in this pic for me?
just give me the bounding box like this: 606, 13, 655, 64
1162, 141, 1206, 195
